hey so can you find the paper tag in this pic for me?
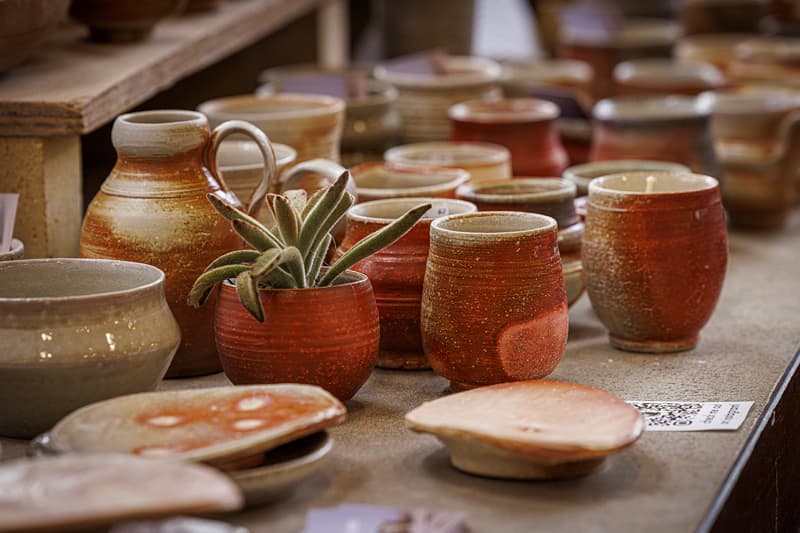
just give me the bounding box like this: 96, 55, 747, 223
304, 504, 466, 533
628, 401, 754, 431
424, 204, 450, 219
0, 193, 19, 253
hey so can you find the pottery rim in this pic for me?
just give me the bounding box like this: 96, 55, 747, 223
0, 238, 24, 261
347, 197, 477, 224
593, 93, 715, 121
564, 160, 691, 192
350, 163, 470, 198
230, 431, 332, 485
431, 211, 557, 242
562, 17, 678, 47
456, 178, 576, 205
589, 171, 719, 197
198, 93, 345, 122
500, 59, 593, 85
710, 88, 800, 115
384, 142, 510, 168
217, 141, 296, 172
374, 55, 501, 89
112, 110, 210, 155
613, 59, 726, 87
448, 98, 560, 123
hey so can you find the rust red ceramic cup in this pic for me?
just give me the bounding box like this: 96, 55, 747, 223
422, 211, 568, 390
583, 171, 728, 353
339, 198, 477, 370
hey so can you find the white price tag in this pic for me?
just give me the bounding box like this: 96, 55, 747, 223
627, 401, 754, 432
424, 204, 450, 219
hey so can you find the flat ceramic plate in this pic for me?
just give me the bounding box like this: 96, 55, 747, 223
405, 380, 644, 479
43, 384, 345, 467
0, 454, 242, 532
231, 431, 333, 507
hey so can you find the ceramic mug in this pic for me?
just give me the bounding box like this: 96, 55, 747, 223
583, 171, 728, 353
422, 211, 568, 390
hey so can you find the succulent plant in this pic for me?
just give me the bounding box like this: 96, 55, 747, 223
188, 171, 430, 322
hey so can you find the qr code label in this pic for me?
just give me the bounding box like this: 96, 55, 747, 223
627, 401, 754, 432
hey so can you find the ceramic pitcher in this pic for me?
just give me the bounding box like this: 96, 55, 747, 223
80, 110, 276, 377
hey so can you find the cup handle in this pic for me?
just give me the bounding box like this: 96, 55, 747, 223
278, 159, 357, 201
204, 120, 277, 217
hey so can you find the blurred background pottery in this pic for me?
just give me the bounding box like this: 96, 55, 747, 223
711, 89, 800, 229
384, 141, 511, 183
378, 0, 475, 57
0, 0, 69, 72
349, 162, 469, 203
69, 0, 187, 43
182, 0, 221, 12
583, 172, 727, 353
0, 238, 24, 261
676, 33, 760, 73
80, 110, 276, 378
613, 59, 728, 96
563, 159, 691, 196
374, 55, 502, 143
449, 98, 569, 177
198, 93, 345, 163
214, 270, 379, 401
679, 0, 768, 35
730, 37, 800, 89
422, 212, 568, 390
591, 94, 721, 177
338, 198, 476, 369
0, 258, 180, 438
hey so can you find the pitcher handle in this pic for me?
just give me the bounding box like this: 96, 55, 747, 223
205, 120, 277, 217
278, 159, 358, 201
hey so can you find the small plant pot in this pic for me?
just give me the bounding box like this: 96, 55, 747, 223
339, 198, 477, 370
422, 211, 568, 390
214, 270, 379, 401
583, 172, 727, 353
349, 162, 469, 203
0, 238, 24, 261
384, 141, 511, 183
563, 159, 690, 196
613, 59, 728, 97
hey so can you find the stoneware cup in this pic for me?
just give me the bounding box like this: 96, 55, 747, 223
448, 98, 569, 177
583, 172, 728, 353
563, 159, 691, 197
0, 259, 180, 438
422, 211, 569, 390
339, 198, 477, 369
384, 141, 511, 183
0, 238, 24, 261
349, 162, 469, 203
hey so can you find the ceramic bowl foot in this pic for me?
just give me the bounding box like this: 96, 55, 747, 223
609, 334, 698, 353
377, 351, 430, 370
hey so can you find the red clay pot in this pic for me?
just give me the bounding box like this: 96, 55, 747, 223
338, 198, 477, 370
422, 212, 568, 390
583, 172, 727, 353
213, 270, 379, 401
449, 98, 568, 177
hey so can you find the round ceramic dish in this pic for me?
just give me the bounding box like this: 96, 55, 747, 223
349, 162, 469, 202
563, 160, 691, 196
613, 59, 727, 96
384, 141, 511, 183
0, 238, 24, 261
0, 259, 180, 439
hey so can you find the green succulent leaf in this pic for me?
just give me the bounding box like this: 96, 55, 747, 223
232, 219, 279, 252
206, 249, 260, 270
251, 248, 284, 278
272, 195, 300, 246
187, 264, 250, 307
280, 246, 307, 288
207, 193, 283, 249
301, 189, 325, 220
318, 203, 431, 287
236, 270, 264, 322
296, 171, 350, 257
264, 267, 298, 289
306, 232, 332, 286
283, 189, 308, 216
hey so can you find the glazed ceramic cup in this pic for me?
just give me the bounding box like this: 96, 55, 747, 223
583, 172, 727, 353
449, 98, 569, 176
591, 94, 721, 178
0, 238, 24, 261
198, 93, 345, 163
613, 59, 727, 96
339, 198, 477, 369
384, 142, 511, 183
422, 212, 568, 390
0, 259, 180, 438
564, 160, 691, 196
349, 162, 469, 203
217, 140, 296, 211
731, 38, 800, 89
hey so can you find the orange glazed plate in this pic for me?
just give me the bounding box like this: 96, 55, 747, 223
405, 380, 644, 479
42, 385, 345, 467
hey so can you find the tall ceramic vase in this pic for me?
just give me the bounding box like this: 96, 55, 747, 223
80, 110, 276, 377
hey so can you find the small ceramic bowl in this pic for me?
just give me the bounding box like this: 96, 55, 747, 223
0, 238, 24, 261
349, 162, 469, 202
384, 141, 511, 183
217, 140, 296, 206
563, 160, 691, 196
0, 259, 180, 439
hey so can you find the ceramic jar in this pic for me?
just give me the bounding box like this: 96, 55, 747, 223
564, 160, 691, 196
198, 93, 345, 163
69, 0, 186, 43
0, 259, 180, 438
339, 198, 477, 369
591, 94, 721, 177
214, 270, 379, 401
384, 142, 511, 183
0, 239, 24, 261
422, 212, 568, 390
349, 162, 469, 203
80, 110, 276, 377
583, 172, 727, 353
613, 59, 728, 96
711, 89, 800, 229
455, 178, 584, 307
448, 98, 569, 177
374, 55, 502, 143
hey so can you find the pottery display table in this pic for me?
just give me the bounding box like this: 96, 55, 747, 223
2, 215, 799, 531
0, 0, 347, 259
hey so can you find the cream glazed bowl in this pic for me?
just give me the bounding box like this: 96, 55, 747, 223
0, 259, 180, 439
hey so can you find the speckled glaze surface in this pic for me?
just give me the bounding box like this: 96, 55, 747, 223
338, 198, 476, 369
583, 172, 728, 353
449, 98, 568, 176
349, 162, 469, 203
421, 212, 568, 390
0, 238, 24, 261
214, 271, 379, 401
384, 142, 512, 183
563, 159, 690, 196
591, 94, 720, 178
80, 110, 274, 378
0, 259, 179, 438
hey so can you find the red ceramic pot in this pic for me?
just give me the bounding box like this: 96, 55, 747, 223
422, 212, 568, 390
339, 198, 477, 370
214, 270, 379, 401
449, 98, 568, 177
583, 172, 728, 353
